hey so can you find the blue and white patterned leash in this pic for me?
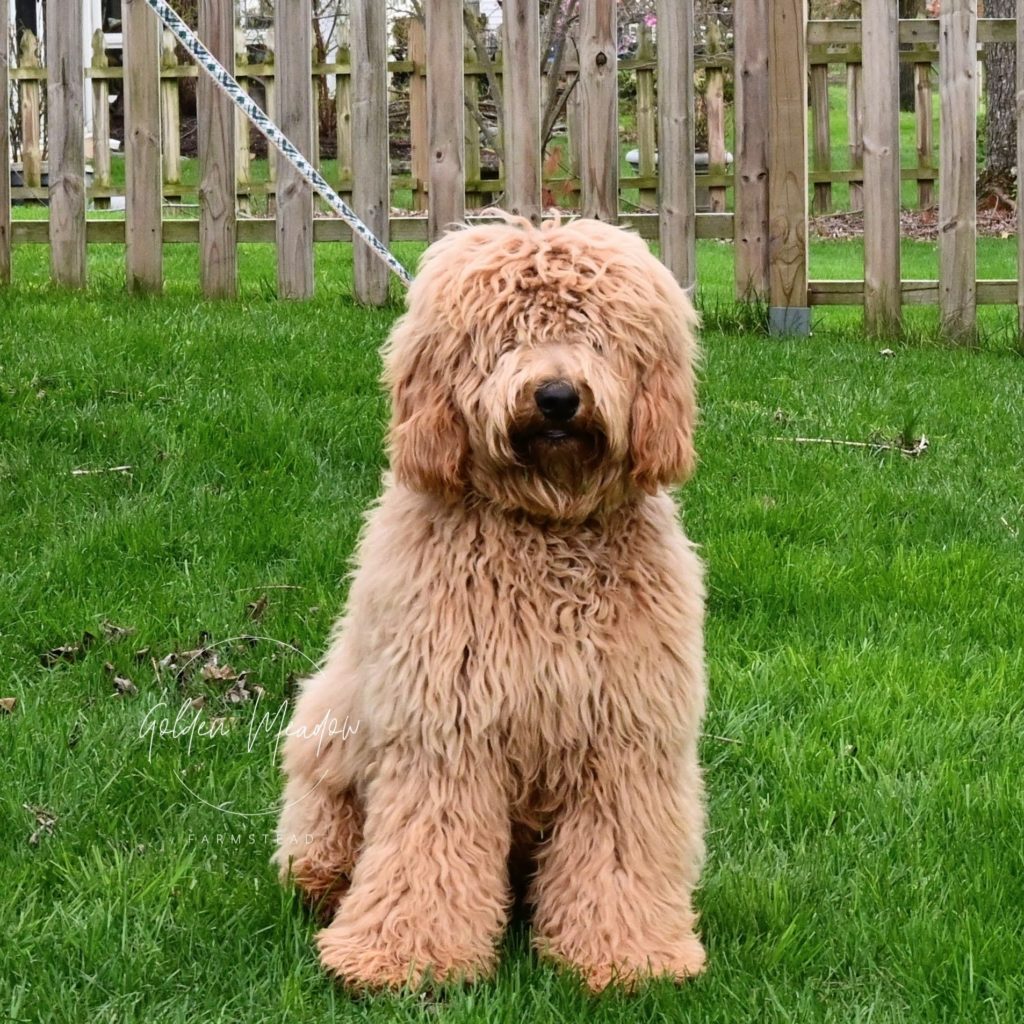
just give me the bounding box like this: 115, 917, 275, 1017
142, 0, 413, 286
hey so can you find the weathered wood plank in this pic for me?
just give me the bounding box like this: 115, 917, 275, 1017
705, 21, 728, 214
161, 30, 182, 185
464, 38, 483, 211
0, 0, 10, 284
90, 30, 111, 210
11, 212, 736, 247
734, 0, 769, 300
426, 0, 465, 239
235, 30, 251, 214
809, 279, 1016, 306
657, 0, 696, 287
198, 0, 237, 297
19, 33, 42, 189
335, 35, 353, 201
503, 0, 541, 223
809, 17, 1013, 45
915, 63, 934, 209
810, 63, 832, 215
408, 18, 428, 212
768, 0, 809, 330
124, 0, 163, 293
938, 0, 977, 341
47, 0, 87, 287
635, 23, 657, 210
352, 0, 389, 304
579, 0, 617, 223
276, 0, 314, 298
862, 0, 901, 334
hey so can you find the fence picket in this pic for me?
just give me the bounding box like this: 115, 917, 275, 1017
635, 24, 656, 210
915, 62, 934, 208
335, 36, 353, 200
276, 0, 314, 298
847, 63, 864, 212
47, 0, 87, 288
734, 0, 769, 300
91, 30, 112, 210
352, 0, 389, 304
198, 0, 237, 297
768, 0, 809, 333
161, 30, 182, 187
124, 0, 163, 293
939, 0, 977, 341
657, 0, 695, 287
503, 0, 541, 224
408, 19, 428, 213
862, 0, 901, 334
810, 62, 832, 215
19, 32, 42, 189
579, 0, 617, 223
427, 0, 465, 239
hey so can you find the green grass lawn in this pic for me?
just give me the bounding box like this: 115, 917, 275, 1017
2, 238, 1022, 1022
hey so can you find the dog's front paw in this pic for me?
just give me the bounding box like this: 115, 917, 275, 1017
316, 921, 496, 991
545, 936, 707, 992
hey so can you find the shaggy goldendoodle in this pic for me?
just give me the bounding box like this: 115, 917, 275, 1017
274, 215, 706, 992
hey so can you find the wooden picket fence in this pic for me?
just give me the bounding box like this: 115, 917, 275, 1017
0, 0, 1022, 339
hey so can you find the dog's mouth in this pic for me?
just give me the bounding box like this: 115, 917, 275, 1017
510, 423, 605, 463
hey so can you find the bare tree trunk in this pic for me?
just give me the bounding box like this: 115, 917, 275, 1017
984, 0, 1016, 176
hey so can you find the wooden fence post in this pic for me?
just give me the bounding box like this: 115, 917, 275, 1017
464, 36, 483, 211
635, 23, 657, 210
276, 0, 314, 298
335, 33, 353, 201
91, 31, 112, 210
862, 0, 901, 335
161, 30, 182, 188
198, 0, 237, 298
915, 62, 934, 208
705, 20, 727, 214
579, 0, 617, 223
408, 18, 428, 213
767, 0, 809, 334
235, 30, 251, 214
1018, 0, 1024, 335
427, 0, 465, 239
658, 0, 695, 288
48, 0, 87, 288
734, 0, 769, 301
939, 0, 977, 342
124, 0, 163, 293
352, 0, 390, 305
847, 63, 864, 212
503, 0, 541, 223
0, 0, 10, 284
19, 32, 42, 189
810, 61, 832, 215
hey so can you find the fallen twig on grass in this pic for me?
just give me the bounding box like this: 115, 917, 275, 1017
772, 435, 929, 457
71, 465, 132, 476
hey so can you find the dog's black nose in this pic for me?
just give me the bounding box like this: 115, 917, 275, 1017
534, 381, 580, 422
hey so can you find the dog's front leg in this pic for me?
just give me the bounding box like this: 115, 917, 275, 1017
531, 742, 706, 991
317, 744, 510, 989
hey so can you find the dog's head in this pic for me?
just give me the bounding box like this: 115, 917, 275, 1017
384, 215, 699, 521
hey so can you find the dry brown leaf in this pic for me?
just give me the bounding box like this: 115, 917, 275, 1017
102, 621, 137, 641
112, 675, 138, 697
190, 695, 206, 711
246, 595, 269, 622
24, 804, 57, 846
40, 645, 82, 668
225, 678, 252, 704
201, 660, 238, 683
0, 697, 16, 715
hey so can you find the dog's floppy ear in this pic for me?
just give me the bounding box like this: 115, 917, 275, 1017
629, 291, 699, 492
629, 356, 697, 492
384, 320, 468, 496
